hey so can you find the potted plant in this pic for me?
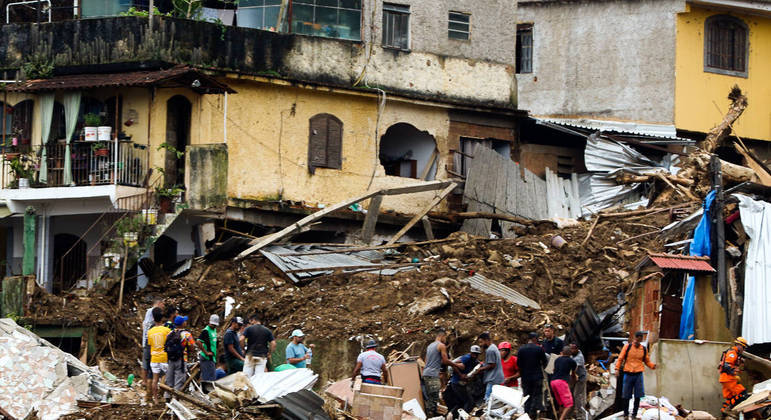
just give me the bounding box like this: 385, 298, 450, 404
156, 184, 184, 213
83, 113, 101, 141
9, 154, 35, 188
91, 141, 110, 157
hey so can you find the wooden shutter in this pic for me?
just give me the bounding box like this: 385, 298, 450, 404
326, 115, 343, 169
308, 114, 328, 174
308, 114, 343, 174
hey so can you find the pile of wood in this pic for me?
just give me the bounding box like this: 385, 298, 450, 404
617, 86, 771, 204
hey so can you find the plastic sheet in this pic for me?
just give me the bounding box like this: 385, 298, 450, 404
735, 194, 771, 345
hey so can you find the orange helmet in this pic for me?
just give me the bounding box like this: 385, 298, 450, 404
499, 341, 512, 350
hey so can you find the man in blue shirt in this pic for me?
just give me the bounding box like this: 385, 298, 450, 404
285, 329, 310, 368
444, 345, 481, 418
223, 317, 245, 373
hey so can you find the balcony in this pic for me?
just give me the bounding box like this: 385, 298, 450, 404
0, 141, 149, 215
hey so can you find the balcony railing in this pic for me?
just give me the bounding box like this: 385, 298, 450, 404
2, 141, 148, 189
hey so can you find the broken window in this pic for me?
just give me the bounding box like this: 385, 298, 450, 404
291, 0, 362, 41
382, 3, 409, 49
238, 0, 282, 30
307, 113, 343, 174
705, 15, 747, 76
516, 24, 533, 74
448, 11, 470, 40
380, 123, 437, 180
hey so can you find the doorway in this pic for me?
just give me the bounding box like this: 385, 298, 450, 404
165, 96, 192, 187
153, 235, 178, 272
53, 233, 87, 294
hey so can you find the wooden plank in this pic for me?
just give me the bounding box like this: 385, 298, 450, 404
360, 195, 383, 244
387, 361, 424, 411
419, 149, 438, 181
421, 216, 434, 240
386, 183, 457, 245
236, 181, 456, 259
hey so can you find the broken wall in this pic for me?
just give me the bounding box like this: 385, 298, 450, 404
644, 339, 727, 417
516, 0, 684, 123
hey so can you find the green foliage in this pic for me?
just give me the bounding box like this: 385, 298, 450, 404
156, 184, 184, 198
119, 6, 168, 17
84, 113, 102, 126
9, 155, 35, 179
22, 53, 54, 80
158, 142, 184, 159
171, 0, 202, 19
91, 141, 109, 151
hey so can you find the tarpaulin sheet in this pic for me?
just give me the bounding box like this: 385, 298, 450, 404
679, 190, 716, 340
580, 134, 678, 215
735, 194, 771, 345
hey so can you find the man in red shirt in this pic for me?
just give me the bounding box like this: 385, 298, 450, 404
499, 341, 520, 387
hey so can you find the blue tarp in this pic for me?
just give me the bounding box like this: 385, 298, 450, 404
679, 190, 716, 340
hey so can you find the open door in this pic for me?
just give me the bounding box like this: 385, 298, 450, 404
53, 233, 86, 294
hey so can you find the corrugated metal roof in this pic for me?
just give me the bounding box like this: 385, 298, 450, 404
645, 253, 716, 273
261, 245, 415, 283
8, 66, 235, 93
465, 273, 541, 309
270, 390, 331, 420
251, 368, 319, 403
534, 117, 693, 142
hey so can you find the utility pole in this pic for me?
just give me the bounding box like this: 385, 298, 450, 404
709, 155, 727, 312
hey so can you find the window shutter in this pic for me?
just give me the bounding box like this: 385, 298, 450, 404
326, 116, 343, 169
308, 115, 328, 174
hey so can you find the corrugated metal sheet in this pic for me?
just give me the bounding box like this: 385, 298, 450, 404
251, 368, 319, 403
465, 273, 541, 309
270, 390, 331, 420
261, 245, 414, 283
534, 117, 690, 141
8, 66, 235, 93
646, 253, 715, 272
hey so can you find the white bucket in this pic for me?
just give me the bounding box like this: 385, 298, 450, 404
97, 126, 112, 141
18, 178, 29, 189
84, 126, 98, 141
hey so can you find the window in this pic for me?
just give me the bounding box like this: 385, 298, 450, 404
516, 24, 533, 74
704, 15, 748, 76
308, 113, 343, 174
238, 0, 282, 31
382, 3, 409, 49
291, 0, 362, 41
448, 11, 470, 40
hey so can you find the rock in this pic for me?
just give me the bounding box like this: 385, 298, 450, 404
271, 277, 285, 287
432, 277, 460, 288
407, 293, 449, 316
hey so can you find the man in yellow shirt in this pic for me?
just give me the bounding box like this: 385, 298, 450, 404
147, 307, 171, 404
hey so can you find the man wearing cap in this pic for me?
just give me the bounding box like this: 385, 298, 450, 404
517, 332, 548, 419
286, 329, 311, 368
242, 314, 275, 378
197, 314, 220, 388
351, 339, 388, 385
223, 317, 246, 374
444, 345, 482, 418
164, 315, 196, 399
499, 341, 520, 387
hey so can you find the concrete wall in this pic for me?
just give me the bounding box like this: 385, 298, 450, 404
516, 0, 685, 123
361, 0, 516, 64
675, 4, 771, 141
644, 339, 729, 417
185, 144, 228, 210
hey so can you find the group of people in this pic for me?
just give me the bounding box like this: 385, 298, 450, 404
141, 299, 313, 404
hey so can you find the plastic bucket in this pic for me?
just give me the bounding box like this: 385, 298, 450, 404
18, 178, 29, 189
84, 127, 98, 141
97, 126, 112, 141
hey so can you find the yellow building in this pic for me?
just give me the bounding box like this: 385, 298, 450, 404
675, 2, 771, 143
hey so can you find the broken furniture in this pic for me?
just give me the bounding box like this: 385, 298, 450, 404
485, 385, 528, 419
387, 359, 424, 411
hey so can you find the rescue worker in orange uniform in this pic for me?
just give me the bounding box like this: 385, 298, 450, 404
719, 337, 749, 414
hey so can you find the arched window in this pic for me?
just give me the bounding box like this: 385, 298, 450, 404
307, 113, 343, 174
704, 15, 748, 76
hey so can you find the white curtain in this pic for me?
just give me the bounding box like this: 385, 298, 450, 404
38, 93, 54, 184
62, 92, 81, 186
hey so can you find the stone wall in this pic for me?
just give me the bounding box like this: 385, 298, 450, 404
516, 0, 685, 123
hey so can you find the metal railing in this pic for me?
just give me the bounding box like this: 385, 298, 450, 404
1, 141, 147, 188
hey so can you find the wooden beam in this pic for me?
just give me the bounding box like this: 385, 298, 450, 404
419, 149, 438, 181
421, 216, 434, 240
360, 195, 383, 244
235, 180, 457, 259
158, 383, 220, 413
386, 183, 457, 245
